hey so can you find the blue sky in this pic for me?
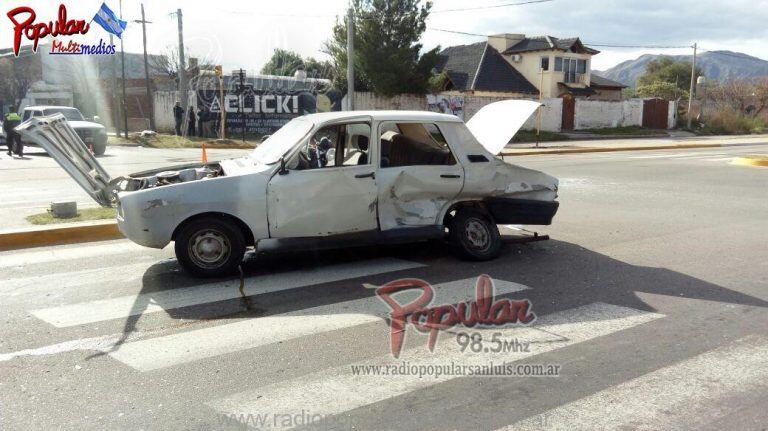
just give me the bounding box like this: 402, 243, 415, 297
1, 0, 766, 72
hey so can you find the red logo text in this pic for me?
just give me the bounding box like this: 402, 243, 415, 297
7, 4, 90, 56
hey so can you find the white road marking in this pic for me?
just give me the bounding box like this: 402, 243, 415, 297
0, 240, 148, 269
207, 303, 663, 428
109, 278, 530, 371
502, 335, 768, 431
30, 258, 425, 327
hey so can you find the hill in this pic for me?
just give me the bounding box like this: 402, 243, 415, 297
596, 51, 768, 87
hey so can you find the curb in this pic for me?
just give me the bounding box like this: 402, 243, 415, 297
0, 220, 123, 252
732, 155, 768, 167
501, 143, 724, 156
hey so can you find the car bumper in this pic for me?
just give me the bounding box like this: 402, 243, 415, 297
485, 197, 559, 225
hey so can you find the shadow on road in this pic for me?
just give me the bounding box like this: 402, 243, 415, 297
93, 239, 768, 357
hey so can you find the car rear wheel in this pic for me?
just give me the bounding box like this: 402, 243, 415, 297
449, 208, 501, 261
93, 143, 106, 156
174, 217, 246, 277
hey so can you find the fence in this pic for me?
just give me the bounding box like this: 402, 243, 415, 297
153, 90, 678, 134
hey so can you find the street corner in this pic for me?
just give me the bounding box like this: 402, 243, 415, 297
732, 155, 768, 167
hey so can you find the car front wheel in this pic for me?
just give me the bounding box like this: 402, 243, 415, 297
174, 217, 246, 277
449, 208, 502, 261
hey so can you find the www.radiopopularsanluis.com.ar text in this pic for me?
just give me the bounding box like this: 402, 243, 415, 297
351, 360, 561, 379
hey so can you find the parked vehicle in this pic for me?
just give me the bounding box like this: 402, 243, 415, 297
21, 106, 107, 155
18, 101, 559, 277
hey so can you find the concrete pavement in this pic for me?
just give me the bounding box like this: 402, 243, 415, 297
1, 144, 767, 429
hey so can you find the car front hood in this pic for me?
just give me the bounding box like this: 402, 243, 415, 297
68, 120, 105, 131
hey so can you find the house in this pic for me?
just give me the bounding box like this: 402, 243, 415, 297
437, 34, 627, 101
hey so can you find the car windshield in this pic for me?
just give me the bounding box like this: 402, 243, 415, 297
42, 108, 84, 121
251, 117, 313, 164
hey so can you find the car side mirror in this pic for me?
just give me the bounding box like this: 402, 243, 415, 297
278, 156, 289, 175
92, 115, 101, 123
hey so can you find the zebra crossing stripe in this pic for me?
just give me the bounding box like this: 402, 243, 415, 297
501, 334, 768, 430
30, 258, 425, 327
207, 302, 663, 428
109, 278, 530, 371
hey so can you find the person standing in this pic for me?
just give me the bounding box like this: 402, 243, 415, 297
198, 105, 210, 138
173, 101, 184, 136
187, 106, 196, 137
4, 112, 22, 157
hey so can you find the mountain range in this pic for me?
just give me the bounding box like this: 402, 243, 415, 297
595, 51, 768, 87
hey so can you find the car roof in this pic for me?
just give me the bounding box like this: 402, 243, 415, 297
24, 106, 80, 111
301, 110, 464, 124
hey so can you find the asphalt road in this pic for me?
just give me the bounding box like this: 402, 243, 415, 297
1, 144, 767, 430
0, 145, 248, 230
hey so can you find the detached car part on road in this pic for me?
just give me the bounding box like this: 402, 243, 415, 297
18, 101, 559, 277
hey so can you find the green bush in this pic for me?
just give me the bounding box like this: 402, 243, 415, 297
700, 108, 767, 135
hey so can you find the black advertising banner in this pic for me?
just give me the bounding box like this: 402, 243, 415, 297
197, 84, 342, 135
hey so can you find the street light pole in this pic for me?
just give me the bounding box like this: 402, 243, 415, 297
176, 9, 187, 115
135, 4, 154, 131
686, 42, 697, 130
346, 6, 354, 111
119, 0, 128, 138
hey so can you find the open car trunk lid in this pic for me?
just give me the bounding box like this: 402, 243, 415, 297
16, 114, 115, 207
466, 100, 540, 155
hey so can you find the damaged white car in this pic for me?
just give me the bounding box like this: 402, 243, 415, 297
18, 100, 559, 277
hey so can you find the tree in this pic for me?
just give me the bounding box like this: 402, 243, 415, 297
636, 81, 688, 100
260, 49, 303, 76
149, 46, 213, 89
260, 49, 334, 79
637, 57, 701, 94
0, 55, 42, 110
323, 0, 440, 96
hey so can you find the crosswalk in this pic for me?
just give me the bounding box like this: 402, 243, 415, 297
2, 240, 767, 430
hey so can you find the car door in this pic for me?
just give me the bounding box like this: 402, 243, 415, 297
376, 121, 464, 231
266, 120, 378, 238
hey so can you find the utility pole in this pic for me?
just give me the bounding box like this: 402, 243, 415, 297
238, 68, 246, 142
134, 4, 155, 130
536, 68, 544, 148
687, 42, 697, 130
346, 6, 354, 111
176, 9, 187, 116
109, 34, 120, 136
119, 0, 128, 138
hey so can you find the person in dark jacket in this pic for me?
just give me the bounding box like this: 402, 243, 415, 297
187, 107, 196, 137
173, 101, 184, 136
4, 112, 22, 157
198, 106, 209, 137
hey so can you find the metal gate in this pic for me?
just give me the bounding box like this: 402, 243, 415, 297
642, 98, 669, 129
561, 96, 575, 131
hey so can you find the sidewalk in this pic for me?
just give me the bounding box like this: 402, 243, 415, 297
502, 134, 768, 156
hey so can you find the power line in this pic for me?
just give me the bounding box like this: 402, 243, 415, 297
427, 28, 693, 49
431, 0, 554, 13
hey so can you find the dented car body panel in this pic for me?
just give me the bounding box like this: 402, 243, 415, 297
21, 101, 559, 254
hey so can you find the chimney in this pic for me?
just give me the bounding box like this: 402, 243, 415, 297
487, 34, 525, 53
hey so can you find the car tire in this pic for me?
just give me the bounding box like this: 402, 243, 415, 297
93, 143, 106, 156
174, 216, 246, 277
449, 208, 502, 261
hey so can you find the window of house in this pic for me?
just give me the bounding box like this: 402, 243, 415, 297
379, 122, 456, 167
554, 57, 563, 72
577, 59, 587, 74
540, 56, 549, 71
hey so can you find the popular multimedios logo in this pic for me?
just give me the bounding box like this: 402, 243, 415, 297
6, 2, 126, 57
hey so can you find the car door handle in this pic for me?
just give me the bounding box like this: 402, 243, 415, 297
355, 172, 375, 179
440, 174, 461, 179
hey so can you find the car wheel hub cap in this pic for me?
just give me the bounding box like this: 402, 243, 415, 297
190, 230, 230, 268
465, 219, 490, 250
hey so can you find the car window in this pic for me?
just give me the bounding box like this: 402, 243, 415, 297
292, 122, 371, 170
42, 108, 84, 121
33, 110, 43, 118
22, 111, 31, 121
339, 123, 371, 166
379, 122, 456, 167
